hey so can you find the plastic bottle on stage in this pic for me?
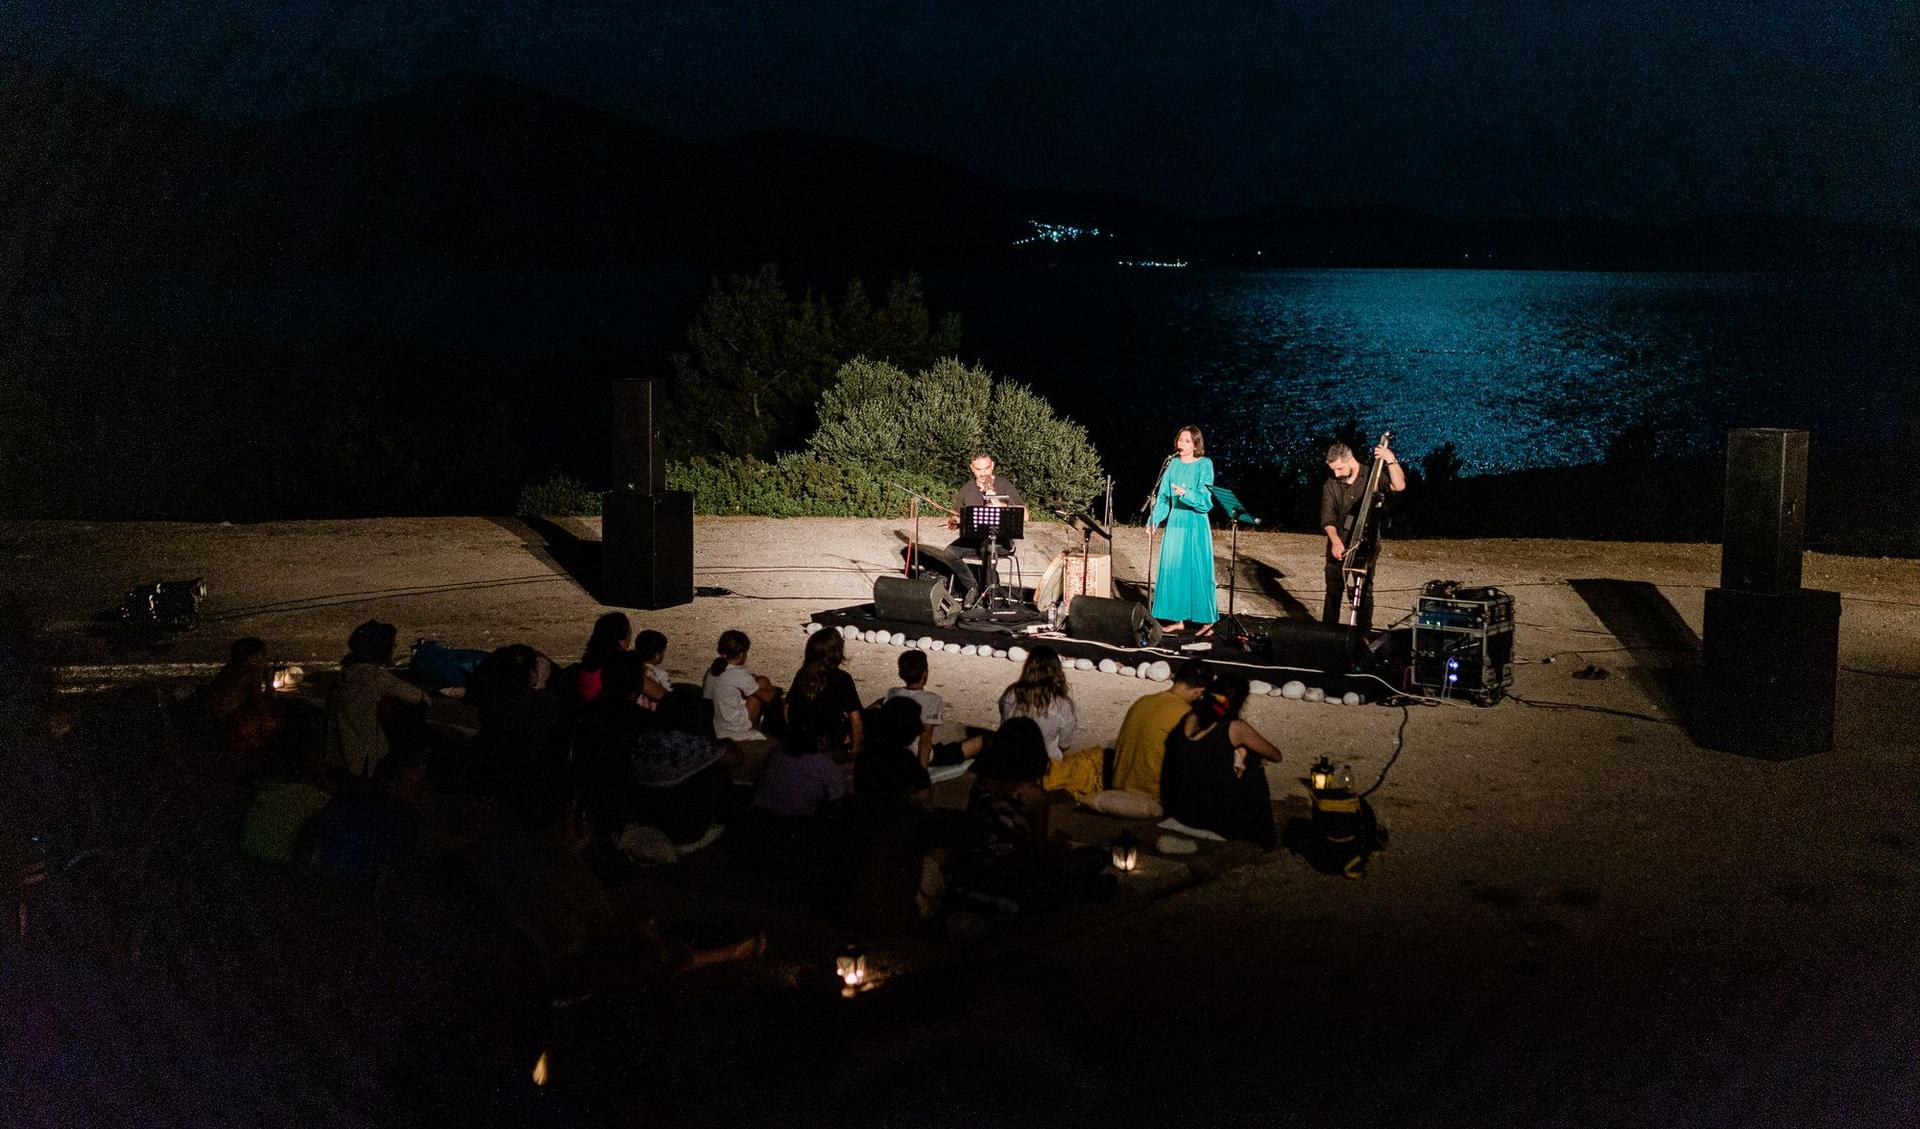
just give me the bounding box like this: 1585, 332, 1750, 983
1339, 763, 1354, 790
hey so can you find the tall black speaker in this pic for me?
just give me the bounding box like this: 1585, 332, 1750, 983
872, 575, 959, 627
1066, 597, 1163, 648
1721, 428, 1807, 593
612, 379, 668, 495
602, 490, 694, 609
1697, 586, 1839, 759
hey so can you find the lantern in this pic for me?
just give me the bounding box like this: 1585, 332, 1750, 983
1309, 756, 1335, 792
836, 943, 869, 992
1109, 831, 1140, 873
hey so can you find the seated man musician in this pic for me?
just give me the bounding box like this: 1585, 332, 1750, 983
936, 452, 1025, 605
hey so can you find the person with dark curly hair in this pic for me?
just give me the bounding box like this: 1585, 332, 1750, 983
1160, 672, 1284, 848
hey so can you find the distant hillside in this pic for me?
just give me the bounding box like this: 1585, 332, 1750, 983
2, 62, 1911, 277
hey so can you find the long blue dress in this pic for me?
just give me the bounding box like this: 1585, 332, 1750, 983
1149, 457, 1217, 624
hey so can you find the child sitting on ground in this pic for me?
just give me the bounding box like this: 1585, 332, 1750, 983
855, 696, 933, 809
702, 629, 779, 746
884, 650, 983, 768
633, 630, 671, 709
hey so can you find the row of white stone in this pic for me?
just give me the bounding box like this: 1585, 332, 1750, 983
805, 621, 1366, 705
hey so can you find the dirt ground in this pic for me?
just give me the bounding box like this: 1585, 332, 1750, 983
5, 515, 1918, 1126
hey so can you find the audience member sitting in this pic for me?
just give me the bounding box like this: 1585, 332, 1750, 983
955, 717, 1110, 912
701, 629, 778, 746
466, 644, 572, 794
1110, 658, 1211, 798
753, 711, 850, 820
324, 620, 429, 779
997, 645, 1103, 802
739, 712, 851, 893
240, 743, 333, 865
1160, 673, 1285, 849
575, 651, 738, 846
205, 636, 280, 760
885, 650, 982, 767
634, 629, 671, 710
309, 745, 426, 902
854, 696, 933, 810
468, 784, 616, 981
786, 628, 863, 754
574, 612, 631, 703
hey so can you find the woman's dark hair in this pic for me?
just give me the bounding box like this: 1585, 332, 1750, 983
792, 628, 845, 703
582, 612, 631, 670
633, 630, 668, 663
1003, 645, 1070, 716
708, 629, 751, 678
1194, 672, 1251, 725
975, 717, 1050, 784
344, 620, 398, 667
598, 650, 647, 704
228, 636, 268, 664
1177, 425, 1206, 457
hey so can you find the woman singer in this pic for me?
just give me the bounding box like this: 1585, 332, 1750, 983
1148, 425, 1218, 636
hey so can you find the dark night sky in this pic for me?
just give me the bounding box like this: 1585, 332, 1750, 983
2, 1, 1915, 223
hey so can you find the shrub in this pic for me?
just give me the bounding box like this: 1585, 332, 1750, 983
516, 474, 603, 517
666, 454, 944, 518
808, 357, 1106, 511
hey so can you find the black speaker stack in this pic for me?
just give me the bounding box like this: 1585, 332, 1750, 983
1697, 428, 1838, 758
602, 380, 695, 610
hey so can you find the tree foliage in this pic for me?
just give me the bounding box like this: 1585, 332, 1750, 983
667, 453, 944, 518
808, 357, 1106, 511
667, 264, 960, 460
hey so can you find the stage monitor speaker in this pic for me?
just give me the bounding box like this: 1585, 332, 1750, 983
1066, 596, 1163, 649
611, 379, 668, 495
602, 490, 694, 609
1697, 586, 1838, 759
1259, 618, 1359, 674
873, 575, 959, 627
1721, 427, 1806, 593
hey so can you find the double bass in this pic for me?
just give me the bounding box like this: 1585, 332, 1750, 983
1339, 430, 1394, 628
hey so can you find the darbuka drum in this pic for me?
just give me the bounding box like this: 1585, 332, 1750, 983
1036, 552, 1069, 610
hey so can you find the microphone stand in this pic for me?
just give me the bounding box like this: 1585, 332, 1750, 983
1141, 454, 1174, 608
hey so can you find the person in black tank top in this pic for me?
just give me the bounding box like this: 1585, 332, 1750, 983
1160, 673, 1286, 848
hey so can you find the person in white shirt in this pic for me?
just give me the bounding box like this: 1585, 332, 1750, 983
701, 630, 777, 743
884, 649, 982, 768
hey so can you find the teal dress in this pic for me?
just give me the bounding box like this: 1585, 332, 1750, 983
1149, 457, 1217, 625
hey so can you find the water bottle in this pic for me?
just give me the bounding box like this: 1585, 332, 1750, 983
1339, 762, 1354, 790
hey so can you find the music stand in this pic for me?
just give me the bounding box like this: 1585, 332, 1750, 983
961, 505, 1025, 610
1210, 485, 1259, 644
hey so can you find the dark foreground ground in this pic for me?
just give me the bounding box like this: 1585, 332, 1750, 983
2, 516, 1916, 1127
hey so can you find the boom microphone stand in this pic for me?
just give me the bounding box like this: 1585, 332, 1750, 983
1141, 454, 1174, 607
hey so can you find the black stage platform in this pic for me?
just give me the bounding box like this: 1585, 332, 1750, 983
810, 602, 1399, 701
